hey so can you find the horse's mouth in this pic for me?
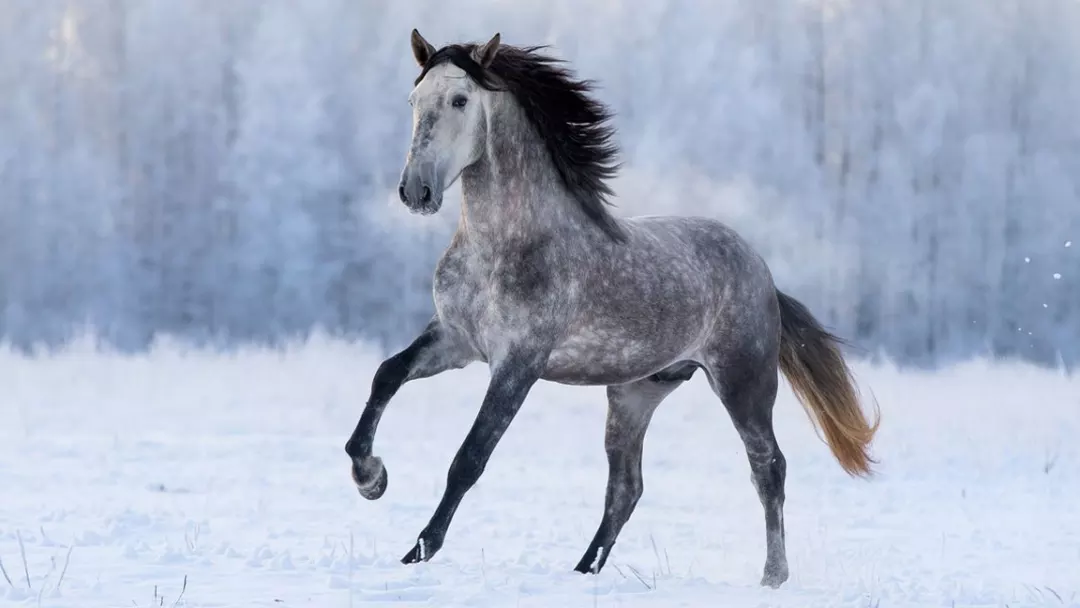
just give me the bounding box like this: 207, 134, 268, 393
408, 201, 441, 216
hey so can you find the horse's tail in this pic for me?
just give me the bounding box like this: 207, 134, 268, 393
776, 290, 880, 478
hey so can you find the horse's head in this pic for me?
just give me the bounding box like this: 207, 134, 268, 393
398, 29, 501, 215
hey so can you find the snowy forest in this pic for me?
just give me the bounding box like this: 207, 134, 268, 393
0, 0, 1077, 369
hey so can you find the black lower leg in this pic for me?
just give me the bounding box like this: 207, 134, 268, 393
344, 321, 466, 500
343, 344, 422, 459
573, 449, 642, 574
401, 352, 544, 564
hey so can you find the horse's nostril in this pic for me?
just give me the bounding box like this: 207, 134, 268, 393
398, 184, 407, 203
421, 186, 432, 203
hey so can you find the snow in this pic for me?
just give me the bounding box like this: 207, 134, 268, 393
1, 336, 1078, 607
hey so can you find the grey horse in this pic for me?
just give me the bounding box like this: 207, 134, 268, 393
344, 30, 880, 588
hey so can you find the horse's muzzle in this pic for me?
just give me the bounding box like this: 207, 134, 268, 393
398, 163, 442, 215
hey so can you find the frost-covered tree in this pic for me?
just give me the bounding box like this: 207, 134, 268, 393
0, 0, 1076, 369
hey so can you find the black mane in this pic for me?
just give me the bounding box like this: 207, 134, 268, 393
417, 43, 627, 242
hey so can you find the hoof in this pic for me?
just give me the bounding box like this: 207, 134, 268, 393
400, 542, 425, 565
401, 534, 441, 564
573, 545, 608, 574
351, 456, 388, 500
760, 564, 789, 589
572, 562, 594, 575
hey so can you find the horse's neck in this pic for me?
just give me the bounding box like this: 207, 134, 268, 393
457, 100, 594, 255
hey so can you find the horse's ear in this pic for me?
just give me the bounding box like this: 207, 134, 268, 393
475, 32, 501, 69
411, 29, 436, 67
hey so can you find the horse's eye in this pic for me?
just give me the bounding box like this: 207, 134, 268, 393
451, 95, 468, 109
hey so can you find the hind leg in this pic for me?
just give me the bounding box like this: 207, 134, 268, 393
706, 360, 789, 588
574, 363, 696, 574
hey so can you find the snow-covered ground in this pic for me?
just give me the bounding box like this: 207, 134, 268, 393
0, 336, 1077, 607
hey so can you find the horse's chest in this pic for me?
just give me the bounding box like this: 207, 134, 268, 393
432, 244, 556, 353
432, 253, 484, 330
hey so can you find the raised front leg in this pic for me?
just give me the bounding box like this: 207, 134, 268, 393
574, 364, 694, 574
344, 318, 475, 500
400, 348, 547, 564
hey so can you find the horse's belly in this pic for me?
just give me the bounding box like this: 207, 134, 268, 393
542, 328, 696, 386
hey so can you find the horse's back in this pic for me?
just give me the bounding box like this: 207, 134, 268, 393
621, 214, 774, 291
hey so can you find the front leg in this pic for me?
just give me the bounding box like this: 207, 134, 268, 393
344, 318, 475, 500
401, 347, 547, 564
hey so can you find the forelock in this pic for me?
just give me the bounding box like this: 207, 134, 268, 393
414, 62, 469, 94
415, 44, 499, 90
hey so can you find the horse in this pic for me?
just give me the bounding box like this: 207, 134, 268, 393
343, 29, 881, 588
